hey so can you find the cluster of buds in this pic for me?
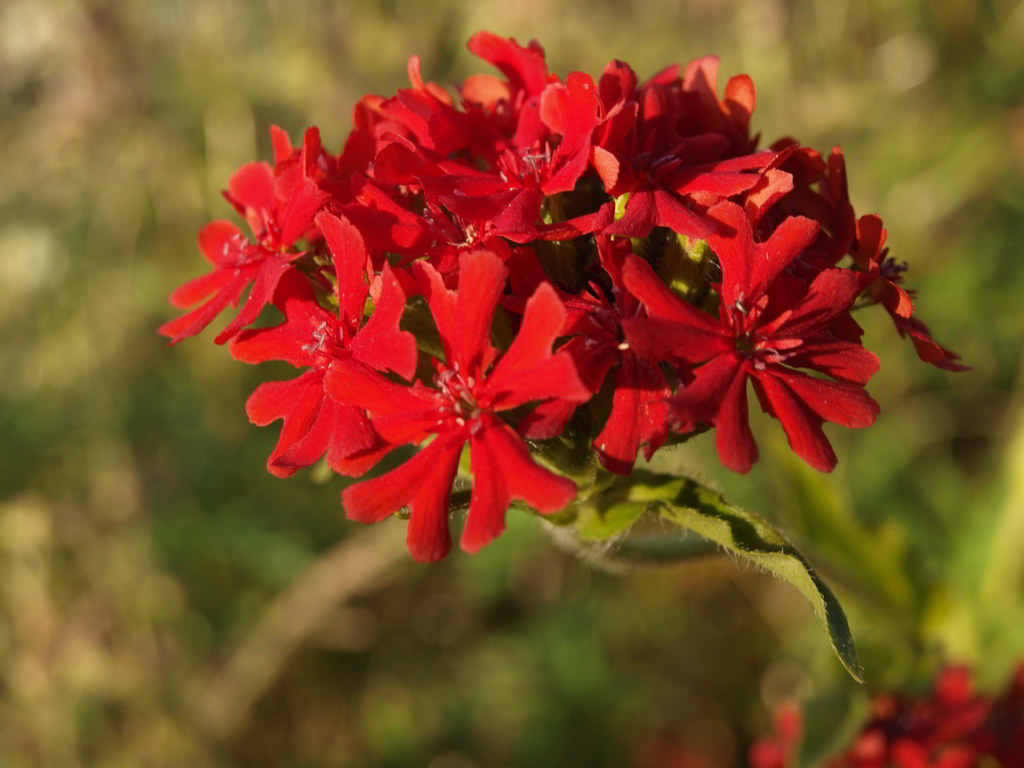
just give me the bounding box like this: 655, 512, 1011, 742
162, 32, 963, 561
751, 666, 1024, 768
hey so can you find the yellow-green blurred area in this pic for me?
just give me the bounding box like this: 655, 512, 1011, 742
2, 1, 1023, 766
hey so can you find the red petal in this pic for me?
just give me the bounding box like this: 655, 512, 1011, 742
770, 368, 879, 429
594, 355, 671, 474
169, 268, 237, 309
453, 250, 507, 375
276, 400, 376, 473
724, 74, 755, 125
604, 188, 658, 238
197, 220, 244, 266
592, 146, 620, 191
324, 357, 435, 419
744, 169, 794, 222
462, 421, 576, 553
227, 163, 276, 224
785, 339, 880, 385
467, 31, 550, 97
518, 398, 578, 440
709, 202, 819, 306
342, 435, 464, 562
772, 268, 861, 338
158, 271, 250, 344
270, 125, 294, 167
540, 71, 599, 146
483, 282, 589, 409
653, 188, 715, 239
349, 263, 418, 380
245, 371, 324, 478
213, 257, 294, 344
317, 211, 370, 332
621, 254, 722, 332
757, 372, 837, 472
621, 316, 722, 365
714, 362, 758, 473
278, 175, 327, 248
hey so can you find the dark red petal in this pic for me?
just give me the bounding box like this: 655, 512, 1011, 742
621, 254, 722, 332
652, 188, 715, 239
744, 169, 794, 222
785, 339, 880, 385
670, 168, 762, 198
517, 398, 578, 440
594, 355, 671, 475
712, 361, 758, 473
757, 372, 837, 472
895, 315, 970, 372
772, 268, 861, 338
604, 188, 658, 238
317, 211, 370, 332
707, 201, 756, 306
349, 263, 418, 380
621, 316, 722, 365
770, 368, 879, 429
709, 202, 819, 307
667, 353, 742, 427
757, 214, 820, 292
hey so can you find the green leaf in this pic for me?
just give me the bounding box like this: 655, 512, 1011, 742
553, 470, 864, 681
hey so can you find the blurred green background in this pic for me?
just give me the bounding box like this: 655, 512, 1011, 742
1, 1, 1022, 766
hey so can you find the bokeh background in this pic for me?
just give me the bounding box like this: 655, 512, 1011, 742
2, 1, 1023, 766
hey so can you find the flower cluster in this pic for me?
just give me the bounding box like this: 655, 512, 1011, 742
751, 666, 1024, 768
162, 32, 963, 559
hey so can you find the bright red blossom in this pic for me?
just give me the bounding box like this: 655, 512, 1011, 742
623, 201, 880, 472
162, 31, 964, 558
328, 250, 590, 561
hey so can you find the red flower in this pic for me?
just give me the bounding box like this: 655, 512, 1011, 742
623, 201, 880, 472
851, 215, 968, 372
229, 212, 416, 477
525, 235, 673, 474
327, 250, 590, 561
160, 159, 327, 344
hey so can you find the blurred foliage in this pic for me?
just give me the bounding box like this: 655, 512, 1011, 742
1, 0, 1022, 766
